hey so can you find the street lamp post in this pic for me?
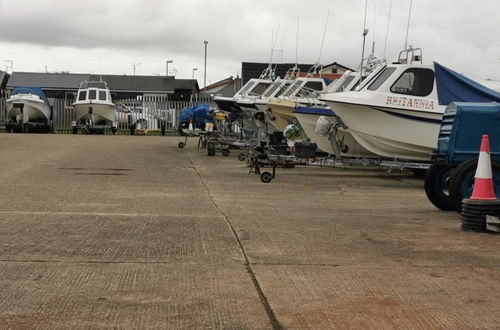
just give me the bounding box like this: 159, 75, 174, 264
192, 68, 198, 80
203, 40, 208, 88
166, 60, 173, 76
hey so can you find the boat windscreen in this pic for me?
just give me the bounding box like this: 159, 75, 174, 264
99, 90, 107, 101
367, 67, 396, 91
336, 75, 356, 92
78, 90, 87, 101
283, 80, 303, 97
390, 68, 435, 96
88, 90, 97, 100
237, 81, 255, 96
274, 83, 292, 98
263, 82, 283, 98
248, 82, 272, 96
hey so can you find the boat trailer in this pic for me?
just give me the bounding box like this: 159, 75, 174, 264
71, 106, 118, 135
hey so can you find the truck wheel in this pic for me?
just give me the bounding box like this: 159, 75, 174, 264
222, 149, 230, 157
449, 159, 500, 213
238, 153, 246, 161
424, 162, 455, 211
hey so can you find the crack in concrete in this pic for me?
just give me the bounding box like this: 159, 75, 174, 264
188, 154, 283, 330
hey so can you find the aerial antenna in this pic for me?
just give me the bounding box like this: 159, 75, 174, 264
360, 0, 369, 80
404, 0, 413, 49
317, 10, 330, 64
269, 22, 280, 64
295, 16, 299, 67
371, 5, 376, 55
99, 50, 102, 81
383, 0, 392, 59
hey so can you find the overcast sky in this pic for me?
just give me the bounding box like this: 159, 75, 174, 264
0, 0, 499, 87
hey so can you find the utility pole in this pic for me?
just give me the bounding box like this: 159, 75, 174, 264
132, 62, 141, 76
203, 41, 208, 88
192, 67, 198, 80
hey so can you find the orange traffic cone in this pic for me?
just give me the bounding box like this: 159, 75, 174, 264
470, 134, 497, 200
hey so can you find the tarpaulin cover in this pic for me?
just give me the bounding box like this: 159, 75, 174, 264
179, 103, 213, 128
12, 87, 50, 105
435, 62, 500, 105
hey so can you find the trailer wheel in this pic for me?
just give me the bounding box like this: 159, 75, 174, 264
72, 127, 78, 135
260, 172, 273, 183
238, 153, 246, 161
424, 162, 455, 211
222, 149, 230, 157
449, 158, 500, 213
178, 142, 185, 149
5, 124, 11, 133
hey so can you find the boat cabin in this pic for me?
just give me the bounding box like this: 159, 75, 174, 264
280, 78, 327, 99
76, 81, 113, 103
236, 79, 273, 98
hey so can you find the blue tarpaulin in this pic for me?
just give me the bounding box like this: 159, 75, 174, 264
435, 62, 500, 105
12, 87, 50, 105
179, 104, 213, 128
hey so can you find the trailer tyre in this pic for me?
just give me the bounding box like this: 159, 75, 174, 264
260, 172, 273, 183
178, 142, 185, 149
449, 158, 500, 213
424, 162, 455, 211
238, 153, 246, 161
222, 149, 230, 157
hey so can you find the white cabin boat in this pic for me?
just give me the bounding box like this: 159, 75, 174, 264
73, 81, 116, 124
321, 48, 500, 161
7, 87, 51, 124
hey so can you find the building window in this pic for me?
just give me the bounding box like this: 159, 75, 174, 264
390, 68, 435, 96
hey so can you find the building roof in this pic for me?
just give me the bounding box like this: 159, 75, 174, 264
7, 72, 199, 93
7, 72, 88, 90
200, 76, 235, 93
323, 62, 354, 71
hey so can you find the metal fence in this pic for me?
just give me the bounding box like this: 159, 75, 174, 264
0, 94, 215, 134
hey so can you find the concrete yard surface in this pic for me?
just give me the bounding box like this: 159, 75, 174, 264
0, 134, 499, 329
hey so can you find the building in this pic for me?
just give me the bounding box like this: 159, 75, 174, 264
6, 72, 199, 101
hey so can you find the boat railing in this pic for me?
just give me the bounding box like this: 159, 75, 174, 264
306, 63, 323, 78
396, 46, 423, 65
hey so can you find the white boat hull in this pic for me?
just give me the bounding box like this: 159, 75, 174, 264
294, 112, 376, 158
323, 101, 442, 161
7, 96, 51, 123
74, 102, 116, 124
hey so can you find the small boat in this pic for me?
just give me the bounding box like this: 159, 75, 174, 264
73, 80, 116, 125
266, 74, 328, 131
293, 70, 375, 157
6, 87, 51, 127
321, 48, 500, 161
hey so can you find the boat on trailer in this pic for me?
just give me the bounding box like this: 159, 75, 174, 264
5, 87, 53, 133
321, 47, 500, 161
72, 80, 117, 134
